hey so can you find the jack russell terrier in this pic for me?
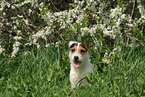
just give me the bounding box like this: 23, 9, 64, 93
69, 41, 94, 88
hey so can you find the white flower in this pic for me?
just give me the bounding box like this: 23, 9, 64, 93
18, 15, 23, 18
113, 47, 121, 55
7, 3, 10, 8
39, 8, 42, 11
15, 42, 21, 46
17, 30, 21, 35
88, 2, 98, 11
16, 21, 19, 26
6, 23, 9, 25
25, 43, 32, 46
23, 51, 31, 55
24, 0, 31, 4
55, 42, 60, 47
28, 9, 32, 14
11, 5, 15, 9
74, 0, 78, 3
102, 58, 111, 64
13, 25, 17, 29
76, 14, 84, 23
121, 14, 126, 19
0, 47, 5, 54
110, 6, 123, 18
33, 39, 37, 43
40, 2, 44, 7
45, 27, 52, 35
24, 19, 29, 25
37, 43, 40, 49
115, 18, 121, 27
11, 53, 16, 57
3, 12, 6, 15
138, 4, 145, 18
86, 0, 94, 2
97, 24, 105, 30
103, 28, 110, 36
81, 27, 90, 36
46, 44, 50, 47
89, 27, 96, 36
11, 41, 21, 57
54, 12, 62, 16
103, 28, 116, 39
14, 36, 22, 40
11, 47, 19, 57
51, 43, 54, 45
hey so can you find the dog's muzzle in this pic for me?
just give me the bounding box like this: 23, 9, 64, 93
73, 56, 81, 68
74, 56, 79, 61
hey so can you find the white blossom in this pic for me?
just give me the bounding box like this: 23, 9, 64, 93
24, 19, 29, 25
138, 4, 145, 18
11, 5, 15, 9
3, 12, 6, 15
76, 14, 85, 23
103, 28, 116, 39
46, 44, 50, 47
0, 47, 5, 54
121, 14, 126, 19
89, 27, 96, 36
15, 42, 21, 46
102, 58, 111, 64
81, 27, 90, 36
0, 1, 143, 56
14, 36, 22, 40
11, 42, 21, 57
110, 6, 123, 18
36, 43, 40, 49
88, 2, 98, 11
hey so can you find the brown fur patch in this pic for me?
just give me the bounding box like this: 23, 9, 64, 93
70, 44, 88, 56
82, 42, 90, 50
78, 46, 87, 56
70, 46, 77, 54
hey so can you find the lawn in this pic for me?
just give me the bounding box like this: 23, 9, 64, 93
0, 42, 145, 97
1, 0, 145, 96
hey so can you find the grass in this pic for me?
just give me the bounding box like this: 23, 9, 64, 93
0, 42, 145, 97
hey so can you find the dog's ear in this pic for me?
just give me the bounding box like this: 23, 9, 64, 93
82, 42, 90, 50
69, 41, 78, 47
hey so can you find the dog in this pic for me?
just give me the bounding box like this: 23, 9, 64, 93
69, 41, 94, 88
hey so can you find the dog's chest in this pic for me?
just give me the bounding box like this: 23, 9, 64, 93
70, 70, 87, 85
70, 66, 92, 88
70, 70, 86, 80
70, 65, 92, 81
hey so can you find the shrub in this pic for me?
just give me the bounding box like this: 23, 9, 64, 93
0, 0, 145, 58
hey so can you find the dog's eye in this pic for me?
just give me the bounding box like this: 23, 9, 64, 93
81, 50, 85, 53
71, 49, 75, 52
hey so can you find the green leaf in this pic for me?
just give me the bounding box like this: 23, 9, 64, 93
137, 77, 144, 85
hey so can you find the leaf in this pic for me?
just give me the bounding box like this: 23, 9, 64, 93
137, 77, 144, 85
118, 72, 124, 76
47, 70, 53, 81
13, 86, 18, 91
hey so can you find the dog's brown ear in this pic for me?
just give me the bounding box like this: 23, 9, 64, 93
82, 42, 90, 50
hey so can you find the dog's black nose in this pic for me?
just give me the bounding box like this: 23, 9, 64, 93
74, 56, 79, 61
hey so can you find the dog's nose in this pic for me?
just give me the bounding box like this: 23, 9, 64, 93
74, 56, 79, 61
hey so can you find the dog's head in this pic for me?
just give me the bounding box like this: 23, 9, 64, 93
69, 41, 90, 68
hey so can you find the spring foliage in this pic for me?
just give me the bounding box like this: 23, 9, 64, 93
0, 0, 145, 57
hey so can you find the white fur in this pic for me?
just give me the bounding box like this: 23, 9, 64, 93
69, 41, 94, 88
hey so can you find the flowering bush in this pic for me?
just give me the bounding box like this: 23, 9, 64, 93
0, 0, 145, 58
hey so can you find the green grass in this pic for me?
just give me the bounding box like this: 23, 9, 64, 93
0, 43, 145, 97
